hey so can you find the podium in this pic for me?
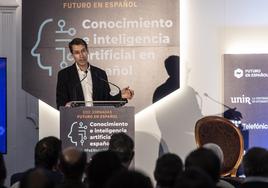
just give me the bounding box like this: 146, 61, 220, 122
59, 101, 134, 158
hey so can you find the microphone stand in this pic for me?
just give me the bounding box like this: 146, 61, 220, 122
72, 70, 88, 107
93, 73, 127, 107
204, 93, 242, 120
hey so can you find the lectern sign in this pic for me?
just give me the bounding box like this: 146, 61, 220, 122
60, 106, 134, 157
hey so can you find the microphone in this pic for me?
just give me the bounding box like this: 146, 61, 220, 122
93, 73, 121, 96
204, 92, 232, 109
80, 70, 88, 82
72, 70, 88, 107
204, 92, 242, 120
93, 73, 127, 107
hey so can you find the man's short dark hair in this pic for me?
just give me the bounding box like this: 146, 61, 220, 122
154, 153, 183, 187
68, 38, 88, 54
59, 148, 87, 179
108, 132, 134, 165
34, 136, 62, 170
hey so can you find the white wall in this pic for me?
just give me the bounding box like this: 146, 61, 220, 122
135, 0, 268, 181
4, 0, 268, 185
0, 0, 38, 186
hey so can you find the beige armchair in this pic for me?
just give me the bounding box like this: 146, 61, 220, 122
195, 116, 244, 177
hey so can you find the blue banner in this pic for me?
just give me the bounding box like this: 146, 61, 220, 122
0, 57, 7, 153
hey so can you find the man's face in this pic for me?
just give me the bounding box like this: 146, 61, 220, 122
71, 44, 88, 67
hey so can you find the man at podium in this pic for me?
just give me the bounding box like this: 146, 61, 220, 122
56, 38, 134, 109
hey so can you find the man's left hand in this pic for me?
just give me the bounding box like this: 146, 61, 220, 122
121, 86, 134, 100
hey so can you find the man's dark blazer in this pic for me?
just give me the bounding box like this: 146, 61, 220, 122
56, 63, 121, 109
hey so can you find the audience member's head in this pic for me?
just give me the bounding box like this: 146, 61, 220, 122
19, 168, 55, 188
174, 167, 216, 188
243, 147, 268, 177
106, 170, 153, 188
108, 132, 134, 168
34, 136, 62, 170
185, 147, 220, 183
0, 154, 6, 186
154, 153, 183, 187
59, 147, 87, 180
203, 143, 224, 166
86, 150, 124, 188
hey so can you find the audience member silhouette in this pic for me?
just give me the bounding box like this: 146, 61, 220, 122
11, 136, 63, 186
203, 143, 224, 166
105, 170, 153, 188
86, 150, 124, 188
243, 147, 268, 177
154, 153, 183, 188
0, 154, 6, 188
239, 147, 268, 188
174, 167, 216, 188
202, 144, 235, 188
56, 147, 87, 188
153, 55, 180, 103
19, 168, 56, 188
108, 132, 134, 168
34, 136, 62, 170
185, 148, 220, 187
